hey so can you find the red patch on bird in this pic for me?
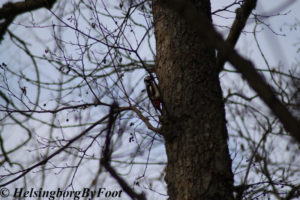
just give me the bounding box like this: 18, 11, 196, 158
154, 100, 160, 108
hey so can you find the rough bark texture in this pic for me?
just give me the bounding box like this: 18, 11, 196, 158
152, 0, 234, 199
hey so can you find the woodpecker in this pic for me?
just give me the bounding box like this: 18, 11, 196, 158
144, 76, 161, 112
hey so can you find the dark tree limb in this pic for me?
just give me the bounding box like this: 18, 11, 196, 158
159, 0, 300, 142
0, 0, 57, 42
217, 0, 257, 72
101, 103, 146, 200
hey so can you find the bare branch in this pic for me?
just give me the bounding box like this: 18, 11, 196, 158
101, 103, 146, 200
0, 0, 57, 42
217, 0, 257, 71
0, 115, 108, 187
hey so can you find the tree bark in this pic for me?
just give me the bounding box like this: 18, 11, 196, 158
152, 0, 234, 199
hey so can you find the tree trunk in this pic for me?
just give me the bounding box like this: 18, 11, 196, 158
152, 0, 234, 199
